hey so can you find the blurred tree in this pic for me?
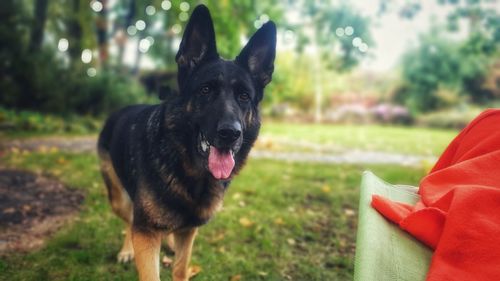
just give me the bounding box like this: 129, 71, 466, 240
393, 0, 499, 112
278, 0, 372, 121
398, 32, 462, 112
28, 0, 49, 53
316, 4, 373, 71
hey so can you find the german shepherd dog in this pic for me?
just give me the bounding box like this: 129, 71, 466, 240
97, 5, 276, 281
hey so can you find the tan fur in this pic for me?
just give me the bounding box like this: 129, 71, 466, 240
172, 228, 198, 281
99, 151, 134, 261
246, 110, 253, 125
133, 230, 162, 281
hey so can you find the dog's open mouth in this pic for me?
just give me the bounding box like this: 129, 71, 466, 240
199, 133, 235, 180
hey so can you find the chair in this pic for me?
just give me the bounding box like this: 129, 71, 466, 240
353, 171, 432, 281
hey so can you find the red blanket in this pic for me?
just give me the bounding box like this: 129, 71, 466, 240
371, 109, 500, 281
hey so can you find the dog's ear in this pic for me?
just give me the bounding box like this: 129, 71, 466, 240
236, 21, 277, 88
176, 5, 218, 77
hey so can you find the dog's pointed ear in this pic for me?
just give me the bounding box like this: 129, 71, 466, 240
236, 21, 277, 88
176, 5, 218, 72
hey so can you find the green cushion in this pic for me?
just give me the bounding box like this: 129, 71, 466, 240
353, 171, 432, 281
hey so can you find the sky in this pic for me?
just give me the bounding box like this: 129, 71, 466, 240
352, 0, 460, 72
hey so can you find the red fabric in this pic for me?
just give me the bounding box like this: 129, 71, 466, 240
371, 109, 500, 281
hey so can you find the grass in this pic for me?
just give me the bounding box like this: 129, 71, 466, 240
259, 122, 458, 156
0, 150, 426, 281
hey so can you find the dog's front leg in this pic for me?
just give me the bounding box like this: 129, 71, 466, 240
173, 227, 198, 281
132, 229, 162, 281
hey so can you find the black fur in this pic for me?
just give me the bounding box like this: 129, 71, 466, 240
98, 5, 276, 234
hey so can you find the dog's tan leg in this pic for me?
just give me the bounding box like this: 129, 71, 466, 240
172, 228, 198, 281
165, 233, 175, 252
133, 230, 162, 281
99, 152, 135, 263
117, 224, 134, 262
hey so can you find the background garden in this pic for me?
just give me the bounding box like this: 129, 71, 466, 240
0, 0, 499, 280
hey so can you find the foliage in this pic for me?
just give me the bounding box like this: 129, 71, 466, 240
0, 48, 151, 115
396, 30, 499, 113
416, 106, 482, 129
0, 0, 153, 116
286, 0, 373, 72
0, 107, 102, 134
393, 0, 500, 113
316, 4, 373, 71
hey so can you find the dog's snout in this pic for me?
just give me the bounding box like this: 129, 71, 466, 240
217, 121, 241, 144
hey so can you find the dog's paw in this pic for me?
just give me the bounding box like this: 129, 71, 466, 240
117, 250, 134, 263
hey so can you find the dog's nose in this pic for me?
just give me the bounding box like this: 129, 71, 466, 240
217, 121, 241, 144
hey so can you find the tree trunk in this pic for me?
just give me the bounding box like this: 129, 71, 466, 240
67, 0, 83, 64
28, 0, 49, 53
96, 0, 109, 68
117, 0, 136, 69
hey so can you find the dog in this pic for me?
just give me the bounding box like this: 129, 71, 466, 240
97, 5, 276, 281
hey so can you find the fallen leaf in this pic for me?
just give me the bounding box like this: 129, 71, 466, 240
274, 217, 284, 225
344, 208, 355, 216
189, 265, 202, 277
239, 217, 254, 228
230, 274, 242, 281
38, 145, 48, 154
210, 232, 225, 243
287, 238, 296, 246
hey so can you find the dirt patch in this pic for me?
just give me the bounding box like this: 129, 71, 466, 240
0, 169, 84, 254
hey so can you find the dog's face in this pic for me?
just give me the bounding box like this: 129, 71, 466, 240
175, 5, 276, 180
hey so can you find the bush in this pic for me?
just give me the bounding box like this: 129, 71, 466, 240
0, 48, 152, 116
416, 107, 482, 129
0, 107, 102, 134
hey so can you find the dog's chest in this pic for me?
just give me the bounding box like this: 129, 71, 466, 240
136, 181, 225, 231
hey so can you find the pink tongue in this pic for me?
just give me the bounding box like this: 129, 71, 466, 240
208, 147, 235, 180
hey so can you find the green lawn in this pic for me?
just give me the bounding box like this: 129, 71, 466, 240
260, 122, 458, 156
0, 151, 426, 281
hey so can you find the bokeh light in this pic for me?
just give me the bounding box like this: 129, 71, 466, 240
161, 0, 172, 11
86, 67, 97, 77
145, 5, 156, 16
171, 24, 182, 34
81, 49, 92, 64
127, 25, 137, 36
57, 38, 69, 52
90, 1, 103, 12
135, 20, 146, 31
179, 12, 189, 22
139, 38, 151, 53
180, 2, 190, 12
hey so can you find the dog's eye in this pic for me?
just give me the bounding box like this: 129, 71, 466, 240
239, 92, 250, 102
200, 86, 210, 95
